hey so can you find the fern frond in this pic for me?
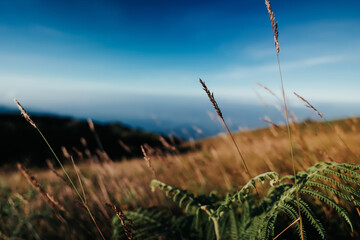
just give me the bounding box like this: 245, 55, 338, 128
334, 165, 360, 179
261, 209, 279, 240
213, 172, 279, 218
228, 208, 239, 240
292, 199, 326, 239
300, 188, 353, 231
305, 180, 360, 206
150, 180, 205, 214
305, 162, 360, 188
312, 173, 360, 199
141, 163, 360, 240
322, 168, 360, 187
279, 202, 307, 240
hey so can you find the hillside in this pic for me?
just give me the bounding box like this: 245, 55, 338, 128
0, 113, 182, 167
1, 116, 360, 239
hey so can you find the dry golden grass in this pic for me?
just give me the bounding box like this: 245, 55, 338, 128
1, 117, 360, 239
2, 118, 359, 207
3, 2, 358, 239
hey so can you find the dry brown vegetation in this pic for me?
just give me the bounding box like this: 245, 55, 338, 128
2, 1, 359, 239
1, 116, 360, 239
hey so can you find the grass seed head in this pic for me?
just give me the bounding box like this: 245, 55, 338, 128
199, 78, 223, 120
255, 82, 278, 98
88, 118, 95, 131
14, 99, 37, 129
17, 163, 65, 222
293, 92, 323, 118
106, 203, 134, 240
265, 0, 280, 54
141, 145, 156, 177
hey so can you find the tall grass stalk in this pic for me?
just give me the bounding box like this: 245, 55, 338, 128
273, 217, 300, 240
294, 92, 358, 160
199, 78, 252, 179
14, 99, 106, 240
265, 0, 304, 238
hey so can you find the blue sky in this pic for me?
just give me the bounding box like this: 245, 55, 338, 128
0, 0, 360, 136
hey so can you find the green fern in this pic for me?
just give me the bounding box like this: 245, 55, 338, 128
111, 207, 203, 240
112, 162, 360, 239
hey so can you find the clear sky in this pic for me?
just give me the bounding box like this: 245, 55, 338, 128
1, 0, 359, 136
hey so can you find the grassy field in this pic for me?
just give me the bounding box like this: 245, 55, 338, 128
1, 116, 360, 239
2, 1, 359, 239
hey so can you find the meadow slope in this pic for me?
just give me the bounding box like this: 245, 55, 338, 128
1, 117, 360, 239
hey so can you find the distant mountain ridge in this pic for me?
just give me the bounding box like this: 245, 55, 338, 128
1, 100, 359, 140
0, 113, 182, 167
0, 105, 17, 113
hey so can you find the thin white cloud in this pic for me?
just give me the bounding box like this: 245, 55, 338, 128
283, 55, 344, 69
214, 55, 347, 81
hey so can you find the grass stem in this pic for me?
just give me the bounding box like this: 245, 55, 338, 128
276, 53, 304, 240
